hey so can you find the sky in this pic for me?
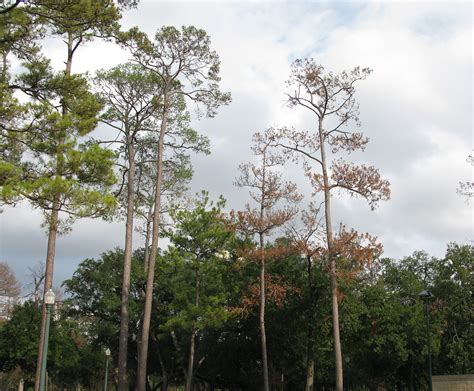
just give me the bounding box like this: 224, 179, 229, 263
1, 0, 472, 291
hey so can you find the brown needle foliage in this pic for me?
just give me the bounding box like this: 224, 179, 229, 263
233, 130, 302, 391
267, 58, 391, 391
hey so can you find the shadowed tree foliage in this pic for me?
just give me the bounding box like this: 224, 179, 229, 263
163, 193, 237, 391
285, 206, 325, 390
63, 248, 147, 388
432, 243, 474, 375
0, 299, 107, 390
3, 241, 471, 390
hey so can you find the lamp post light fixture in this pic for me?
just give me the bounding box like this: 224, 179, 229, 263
104, 348, 111, 391
418, 289, 435, 391
39, 289, 55, 391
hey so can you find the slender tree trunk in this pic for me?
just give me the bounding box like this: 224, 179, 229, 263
136, 90, 169, 391
186, 326, 197, 391
144, 207, 153, 274
155, 342, 168, 391
305, 256, 315, 391
185, 269, 200, 391
318, 120, 343, 391
171, 330, 187, 378
35, 33, 74, 391
259, 233, 270, 391
34, 206, 59, 391
306, 355, 314, 391
117, 136, 136, 391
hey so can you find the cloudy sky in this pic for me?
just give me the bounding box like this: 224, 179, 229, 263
1, 0, 472, 290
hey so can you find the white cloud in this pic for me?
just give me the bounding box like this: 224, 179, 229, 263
1, 0, 472, 286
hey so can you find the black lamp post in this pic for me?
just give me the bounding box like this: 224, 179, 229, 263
39, 289, 55, 391
418, 289, 435, 391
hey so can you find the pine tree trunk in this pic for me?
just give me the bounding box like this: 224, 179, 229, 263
118, 137, 136, 391
319, 120, 343, 391
171, 330, 187, 378
185, 269, 200, 391
34, 206, 58, 391
35, 33, 74, 391
259, 233, 270, 391
156, 343, 168, 391
136, 91, 169, 391
144, 207, 153, 274
305, 256, 315, 391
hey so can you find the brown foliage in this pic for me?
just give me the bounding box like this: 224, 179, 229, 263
331, 225, 383, 280
266, 59, 391, 210
234, 131, 302, 210
233, 130, 302, 238
286, 59, 372, 125
230, 207, 299, 237
235, 241, 293, 265
241, 275, 300, 313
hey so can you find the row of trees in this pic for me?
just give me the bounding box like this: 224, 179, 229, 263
1, 1, 230, 390
0, 5, 393, 391
4, 1, 466, 391
1, 233, 472, 390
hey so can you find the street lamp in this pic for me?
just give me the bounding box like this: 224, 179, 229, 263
104, 348, 111, 391
418, 289, 435, 391
39, 289, 55, 391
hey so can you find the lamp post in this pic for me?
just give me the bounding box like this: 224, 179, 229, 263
39, 289, 55, 391
418, 289, 435, 391
104, 348, 111, 391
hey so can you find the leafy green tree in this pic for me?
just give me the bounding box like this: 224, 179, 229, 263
339, 252, 441, 390
163, 193, 236, 391
95, 61, 210, 389
0, 299, 104, 390
0, 301, 41, 388
0, 2, 121, 389
1, 4, 42, 199
119, 25, 231, 390
433, 243, 474, 374
95, 62, 162, 387
64, 249, 147, 387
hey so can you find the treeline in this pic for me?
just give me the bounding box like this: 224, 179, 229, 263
1, 239, 472, 390
1, 2, 471, 391
1, 1, 231, 390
